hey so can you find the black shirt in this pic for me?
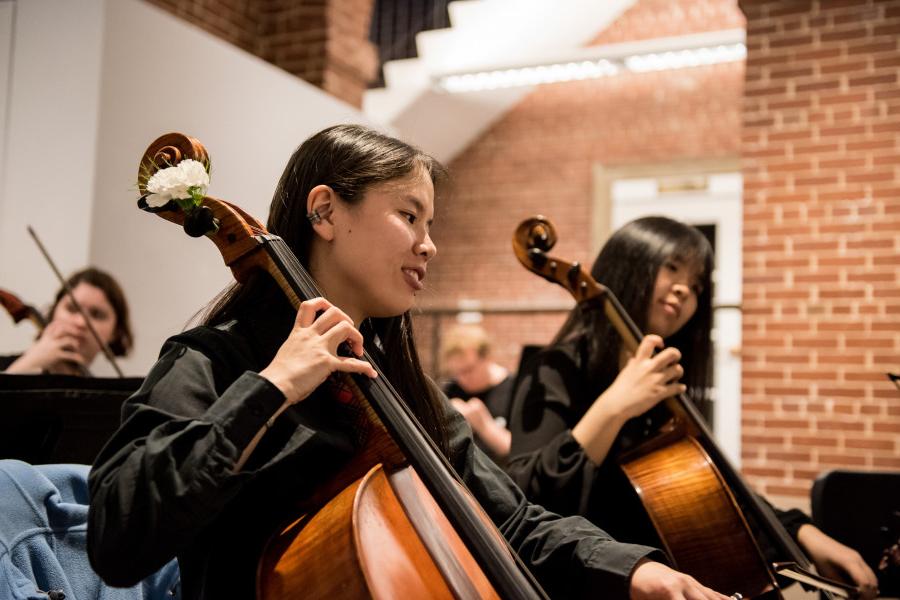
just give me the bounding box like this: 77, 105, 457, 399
443, 375, 514, 426
87, 308, 660, 600
443, 374, 514, 462
506, 338, 812, 558
0, 354, 21, 370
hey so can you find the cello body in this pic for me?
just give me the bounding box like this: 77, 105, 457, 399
258, 464, 500, 600
619, 432, 777, 596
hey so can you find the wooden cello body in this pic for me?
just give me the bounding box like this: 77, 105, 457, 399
513, 216, 856, 599
619, 428, 777, 595
136, 133, 547, 600
259, 465, 500, 599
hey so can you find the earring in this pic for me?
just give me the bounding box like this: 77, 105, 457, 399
307, 209, 321, 225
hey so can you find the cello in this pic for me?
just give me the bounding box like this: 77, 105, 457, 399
136, 133, 550, 600
512, 216, 859, 599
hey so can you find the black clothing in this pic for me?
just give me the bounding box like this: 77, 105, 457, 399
87, 306, 660, 600
0, 354, 22, 370
443, 374, 514, 462
443, 375, 514, 426
506, 337, 813, 559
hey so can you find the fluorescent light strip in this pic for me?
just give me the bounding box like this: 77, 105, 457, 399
625, 43, 746, 72
442, 59, 619, 92
438, 43, 746, 93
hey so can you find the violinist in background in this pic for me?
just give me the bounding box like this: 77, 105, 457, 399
1, 268, 132, 375
88, 125, 730, 600
506, 216, 878, 598
441, 324, 514, 462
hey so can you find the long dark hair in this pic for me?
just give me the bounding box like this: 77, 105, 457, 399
552, 216, 714, 405
203, 124, 451, 455
51, 267, 133, 356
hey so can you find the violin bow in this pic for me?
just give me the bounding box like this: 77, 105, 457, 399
27, 225, 124, 377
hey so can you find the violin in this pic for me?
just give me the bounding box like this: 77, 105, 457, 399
0, 289, 47, 330
136, 133, 549, 600
512, 216, 861, 599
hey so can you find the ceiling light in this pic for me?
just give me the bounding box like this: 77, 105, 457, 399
435, 30, 746, 93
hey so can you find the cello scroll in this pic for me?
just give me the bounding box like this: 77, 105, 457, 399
513, 216, 644, 360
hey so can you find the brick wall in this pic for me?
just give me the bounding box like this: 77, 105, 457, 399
143, 0, 377, 107
739, 0, 900, 499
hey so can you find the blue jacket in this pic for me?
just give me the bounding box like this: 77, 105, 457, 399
0, 460, 179, 600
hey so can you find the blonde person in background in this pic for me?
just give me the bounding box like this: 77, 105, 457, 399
441, 324, 513, 462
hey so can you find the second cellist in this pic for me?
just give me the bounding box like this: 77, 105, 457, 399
506, 216, 878, 598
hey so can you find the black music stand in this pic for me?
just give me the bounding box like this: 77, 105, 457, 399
811, 469, 900, 596
0, 373, 141, 465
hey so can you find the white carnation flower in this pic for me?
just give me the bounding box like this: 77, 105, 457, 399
145, 159, 210, 207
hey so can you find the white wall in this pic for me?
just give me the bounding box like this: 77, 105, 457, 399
1, 0, 104, 355
1, 0, 371, 376
0, 1, 14, 224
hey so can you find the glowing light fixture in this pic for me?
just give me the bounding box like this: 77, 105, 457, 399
441, 59, 619, 92
625, 43, 746, 72
435, 31, 746, 93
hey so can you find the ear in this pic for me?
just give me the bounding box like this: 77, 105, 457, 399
306, 184, 336, 241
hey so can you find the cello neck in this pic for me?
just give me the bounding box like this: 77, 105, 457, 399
261, 235, 550, 600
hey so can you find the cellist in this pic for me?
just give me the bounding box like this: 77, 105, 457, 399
505, 216, 878, 597
86, 125, 726, 600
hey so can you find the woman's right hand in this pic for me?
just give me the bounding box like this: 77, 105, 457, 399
573, 335, 685, 464
259, 298, 377, 404
5, 320, 86, 374
631, 559, 730, 600
601, 334, 686, 423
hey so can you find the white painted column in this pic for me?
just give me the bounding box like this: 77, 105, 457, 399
0, 0, 104, 353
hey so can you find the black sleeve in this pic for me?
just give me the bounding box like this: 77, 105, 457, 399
758, 496, 813, 546
87, 336, 286, 586
0, 354, 21, 370
504, 345, 600, 517
438, 382, 662, 599
774, 507, 813, 541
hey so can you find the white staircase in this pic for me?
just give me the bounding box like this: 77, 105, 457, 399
363, 0, 636, 163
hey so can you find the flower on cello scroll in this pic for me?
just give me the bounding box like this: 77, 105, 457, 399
144, 159, 210, 209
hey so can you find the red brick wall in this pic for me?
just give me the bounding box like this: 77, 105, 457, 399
416, 0, 745, 374
143, 0, 376, 107
739, 0, 900, 499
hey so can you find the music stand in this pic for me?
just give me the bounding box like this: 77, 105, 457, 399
811, 469, 900, 596
0, 373, 141, 465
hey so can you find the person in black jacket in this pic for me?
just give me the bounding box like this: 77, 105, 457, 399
86, 126, 728, 600
505, 216, 878, 598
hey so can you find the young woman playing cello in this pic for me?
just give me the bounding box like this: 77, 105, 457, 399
87, 126, 727, 600
505, 216, 878, 598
